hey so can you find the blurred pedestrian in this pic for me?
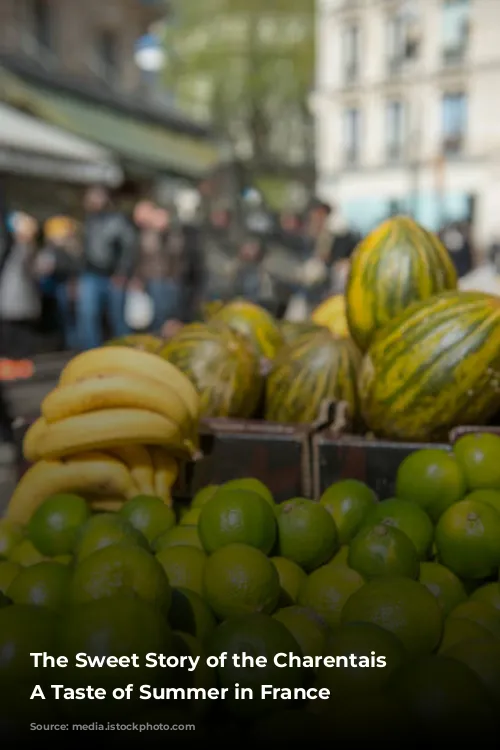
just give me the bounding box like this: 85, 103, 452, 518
0, 211, 41, 358
131, 201, 184, 332
77, 186, 137, 349
36, 217, 82, 350
0, 186, 14, 447
232, 235, 277, 314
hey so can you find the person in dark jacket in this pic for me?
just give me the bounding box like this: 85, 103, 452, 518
0, 185, 15, 446
77, 186, 137, 349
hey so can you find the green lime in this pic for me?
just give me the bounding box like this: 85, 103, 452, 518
315, 622, 407, 699
328, 545, 350, 568
191, 485, 218, 509
361, 498, 433, 560
28, 493, 90, 557
0, 561, 20, 594
270, 556, 307, 606
348, 524, 420, 580
418, 562, 467, 617
60, 596, 171, 695
171, 631, 216, 703
221, 478, 275, 509
153, 525, 203, 552
448, 600, 500, 638
387, 656, 496, 739
454, 433, 500, 490
119, 495, 175, 545
9, 539, 47, 566
435, 499, 500, 579
74, 513, 148, 562
342, 577, 443, 658
320, 694, 411, 743
438, 617, 494, 652
203, 543, 280, 620
298, 562, 364, 628
464, 489, 500, 515
198, 489, 276, 555
320, 480, 377, 544
180, 507, 201, 526
206, 613, 303, 719
168, 588, 217, 644
70, 543, 171, 614
443, 638, 500, 703
276, 498, 339, 572
470, 583, 500, 611
273, 606, 329, 658
156, 545, 207, 596
0, 605, 57, 683
395, 449, 466, 522
7, 562, 71, 610
0, 521, 23, 559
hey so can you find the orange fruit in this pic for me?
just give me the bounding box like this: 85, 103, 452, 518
395, 449, 466, 522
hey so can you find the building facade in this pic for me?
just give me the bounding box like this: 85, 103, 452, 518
315, 0, 500, 256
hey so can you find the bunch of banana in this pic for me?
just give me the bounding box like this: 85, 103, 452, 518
6, 346, 201, 524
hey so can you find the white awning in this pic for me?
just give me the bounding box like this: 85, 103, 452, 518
0, 102, 123, 185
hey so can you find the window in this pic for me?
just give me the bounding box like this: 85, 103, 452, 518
442, 92, 467, 154
343, 24, 360, 83
344, 107, 360, 165
386, 101, 405, 161
387, 11, 420, 73
96, 30, 119, 84
31, 0, 54, 51
442, 0, 470, 64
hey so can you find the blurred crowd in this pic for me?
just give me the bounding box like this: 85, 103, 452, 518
0, 185, 364, 359
0, 182, 478, 362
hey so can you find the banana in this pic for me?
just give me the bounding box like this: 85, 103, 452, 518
33, 408, 193, 462
89, 497, 124, 513
58, 346, 200, 423
41, 374, 196, 446
150, 447, 179, 506
108, 445, 156, 496
23, 417, 48, 462
6, 454, 135, 525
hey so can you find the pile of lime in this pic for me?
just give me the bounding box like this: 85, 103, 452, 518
2, 433, 500, 737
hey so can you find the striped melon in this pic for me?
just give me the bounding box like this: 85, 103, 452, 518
311, 295, 349, 338
280, 320, 325, 345
346, 216, 458, 351
359, 290, 500, 442
266, 329, 362, 424
159, 322, 262, 419
104, 334, 164, 354
208, 299, 284, 360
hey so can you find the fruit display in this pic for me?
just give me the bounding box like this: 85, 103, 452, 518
311, 294, 350, 338
266, 328, 362, 424
6, 345, 201, 523
358, 290, 500, 441
104, 333, 164, 353
159, 321, 263, 418
280, 320, 325, 345
206, 298, 285, 360
0, 437, 500, 736
346, 215, 458, 351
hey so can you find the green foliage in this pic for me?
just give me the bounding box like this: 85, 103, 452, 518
164, 0, 315, 168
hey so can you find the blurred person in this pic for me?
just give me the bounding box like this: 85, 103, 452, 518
439, 220, 472, 278
0, 186, 14, 446
231, 235, 277, 314
36, 217, 82, 350
0, 211, 42, 358
77, 185, 137, 349
131, 200, 187, 332
176, 191, 205, 323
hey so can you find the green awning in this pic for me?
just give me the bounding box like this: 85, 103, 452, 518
0, 67, 220, 179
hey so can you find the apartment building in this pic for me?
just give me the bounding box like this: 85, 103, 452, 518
315, 0, 500, 254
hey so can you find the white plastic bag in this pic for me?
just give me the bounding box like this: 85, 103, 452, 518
124, 288, 154, 330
